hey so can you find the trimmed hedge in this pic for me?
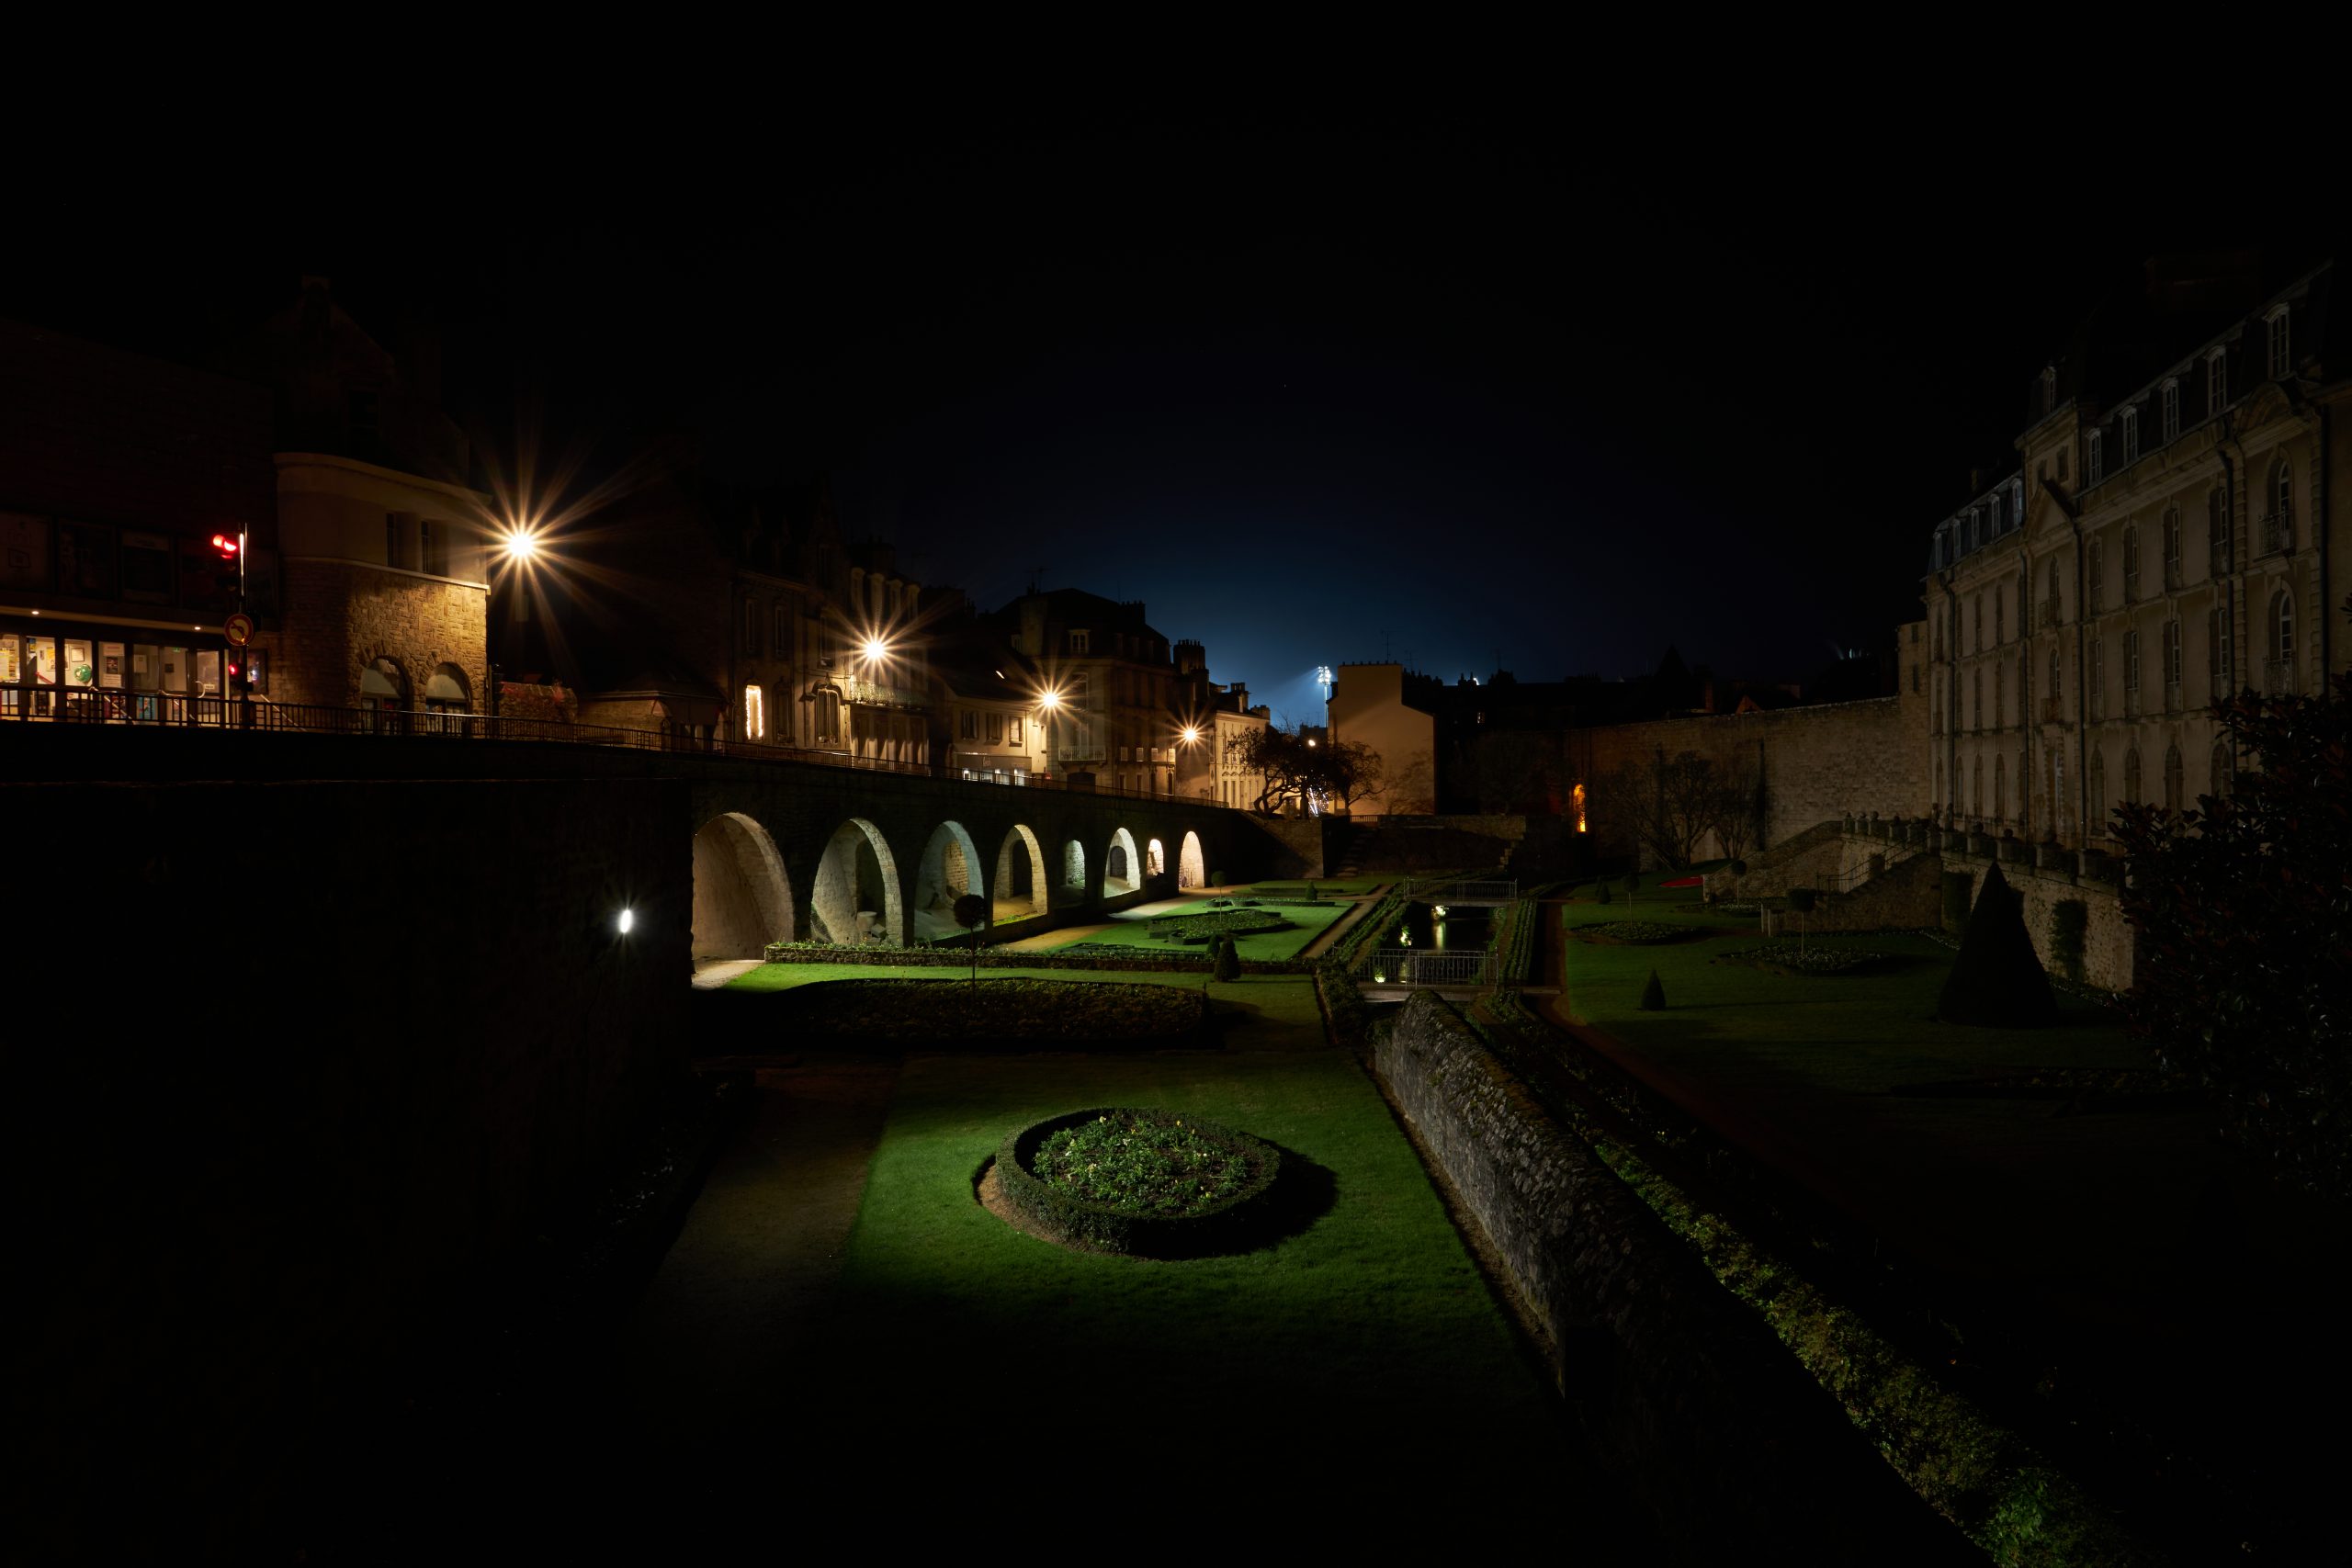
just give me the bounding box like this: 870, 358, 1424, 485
1148, 908, 1288, 942
992, 1107, 1283, 1256
772, 978, 1216, 1050
1575, 919, 1685, 945
1714, 942, 1886, 976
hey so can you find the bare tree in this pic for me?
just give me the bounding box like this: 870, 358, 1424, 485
1603, 750, 1733, 870
1710, 752, 1764, 863
1237, 728, 1387, 816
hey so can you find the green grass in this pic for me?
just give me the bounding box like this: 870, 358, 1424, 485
797, 1047, 1594, 1494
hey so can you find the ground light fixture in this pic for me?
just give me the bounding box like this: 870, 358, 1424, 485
616, 908, 634, 935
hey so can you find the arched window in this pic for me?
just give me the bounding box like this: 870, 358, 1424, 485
1972, 757, 1983, 819
1994, 755, 2006, 821
2122, 525, 2141, 602
2123, 748, 2142, 807
1972, 668, 1982, 730
2266, 459, 2295, 554
360, 657, 406, 733
2164, 744, 2184, 817
2088, 749, 2107, 832
2123, 628, 2141, 712
2048, 646, 2062, 716
2163, 619, 2182, 699
2208, 487, 2230, 573
2120, 405, 2140, 464
2087, 637, 2104, 721
2268, 590, 2295, 691
2161, 378, 2180, 443
424, 664, 470, 733
1995, 660, 2005, 728
2088, 429, 2106, 484
2267, 304, 2290, 379
2047, 557, 2063, 621
2088, 538, 2106, 612
2163, 509, 2181, 587
2211, 739, 2232, 800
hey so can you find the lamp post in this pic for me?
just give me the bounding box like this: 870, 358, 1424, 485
1035, 688, 1062, 783
492, 523, 540, 733
1178, 724, 1202, 799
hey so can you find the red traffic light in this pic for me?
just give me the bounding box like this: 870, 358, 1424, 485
210, 533, 241, 558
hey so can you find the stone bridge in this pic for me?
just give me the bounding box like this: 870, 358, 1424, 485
7, 721, 1264, 963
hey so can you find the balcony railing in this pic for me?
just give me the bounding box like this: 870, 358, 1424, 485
840, 676, 929, 710
2265, 659, 2294, 694
2039, 600, 2062, 629
2122, 570, 2140, 604
2165, 681, 2183, 713
2164, 560, 2184, 591
2260, 511, 2294, 557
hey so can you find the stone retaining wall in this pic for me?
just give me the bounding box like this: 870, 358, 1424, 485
1373, 992, 1959, 1559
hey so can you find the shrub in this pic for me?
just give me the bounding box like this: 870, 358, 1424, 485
1596, 881, 1612, 905
1639, 968, 1666, 1010
772, 978, 1215, 1049
2048, 898, 2089, 985
993, 1108, 1283, 1256
1936, 863, 2057, 1027
1151, 908, 1286, 942
1212, 934, 1241, 981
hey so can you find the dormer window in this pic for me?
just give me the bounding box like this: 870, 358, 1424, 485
2266, 305, 2291, 379
2206, 347, 2228, 415
2160, 379, 2179, 443
2041, 365, 2057, 412
2120, 406, 2139, 465
1068, 629, 1090, 655
2087, 430, 2105, 484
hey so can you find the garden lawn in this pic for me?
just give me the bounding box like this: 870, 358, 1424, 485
794, 1047, 1610, 1506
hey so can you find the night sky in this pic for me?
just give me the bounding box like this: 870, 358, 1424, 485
12, 130, 2334, 727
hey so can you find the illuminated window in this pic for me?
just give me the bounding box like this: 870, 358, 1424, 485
1008, 716, 1022, 746
744, 684, 765, 740
2267, 305, 2290, 378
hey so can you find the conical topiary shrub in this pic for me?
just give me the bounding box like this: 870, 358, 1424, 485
1937, 862, 2058, 1026
1597, 881, 1612, 905
1212, 933, 1241, 982
1639, 968, 1667, 1010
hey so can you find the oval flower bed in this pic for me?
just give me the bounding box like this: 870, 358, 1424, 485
775, 978, 1215, 1050
1713, 942, 1885, 976
992, 1107, 1283, 1256
1148, 908, 1289, 943
1574, 919, 1689, 945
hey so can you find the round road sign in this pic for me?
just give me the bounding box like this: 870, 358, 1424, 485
224, 613, 254, 647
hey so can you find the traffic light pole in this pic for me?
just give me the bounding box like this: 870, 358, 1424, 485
238, 527, 251, 729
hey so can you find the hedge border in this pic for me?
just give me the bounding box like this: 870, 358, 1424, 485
991, 1107, 1283, 1257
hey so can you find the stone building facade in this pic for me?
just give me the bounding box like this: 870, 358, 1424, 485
994, 588, 1182, 793
1927, 260, 2344, 850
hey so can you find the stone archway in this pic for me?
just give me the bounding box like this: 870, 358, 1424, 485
913, 820, 986, 942
1103, 827, 1141, 896
1058, 838, 1088, 902
1146, 838, 1166, 879
812, 818, 903, 946
1179, 830, 1206, 888
996, 825, 1048, 921
692, 812, 795, 960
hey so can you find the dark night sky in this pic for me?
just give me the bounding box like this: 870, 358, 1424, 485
10, 125, 2335, 726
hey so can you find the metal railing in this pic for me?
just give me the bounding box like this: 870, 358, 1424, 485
13, 694, 1218, 801
1401, 877, 1519, 902
2265, 659, 2295, 695
1350, 949, 1494, 987
2259, 511, 2294, 557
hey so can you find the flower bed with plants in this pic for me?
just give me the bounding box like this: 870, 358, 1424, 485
1148, 908, 1290, 942
1573, 919, 1689, 946
1713, 942, 1885, 976
992, 1106, 1283, 1255
774, 978, 1215, 1050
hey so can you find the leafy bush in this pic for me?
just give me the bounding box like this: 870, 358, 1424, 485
1936, 863, 2056, 1027
2114, 612, 2352, 1198
1715, 943, 1885, 976
1577, 919, 1683, 945
2048, 899, 2089, 985
993, 1107, 1283, 1256
1212, 934, 1241, 982
772, 978, 1214, 1049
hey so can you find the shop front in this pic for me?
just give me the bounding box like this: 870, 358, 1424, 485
0, 614, 246, 725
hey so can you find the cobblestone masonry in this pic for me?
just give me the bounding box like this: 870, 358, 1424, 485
257, 555, 489, 710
